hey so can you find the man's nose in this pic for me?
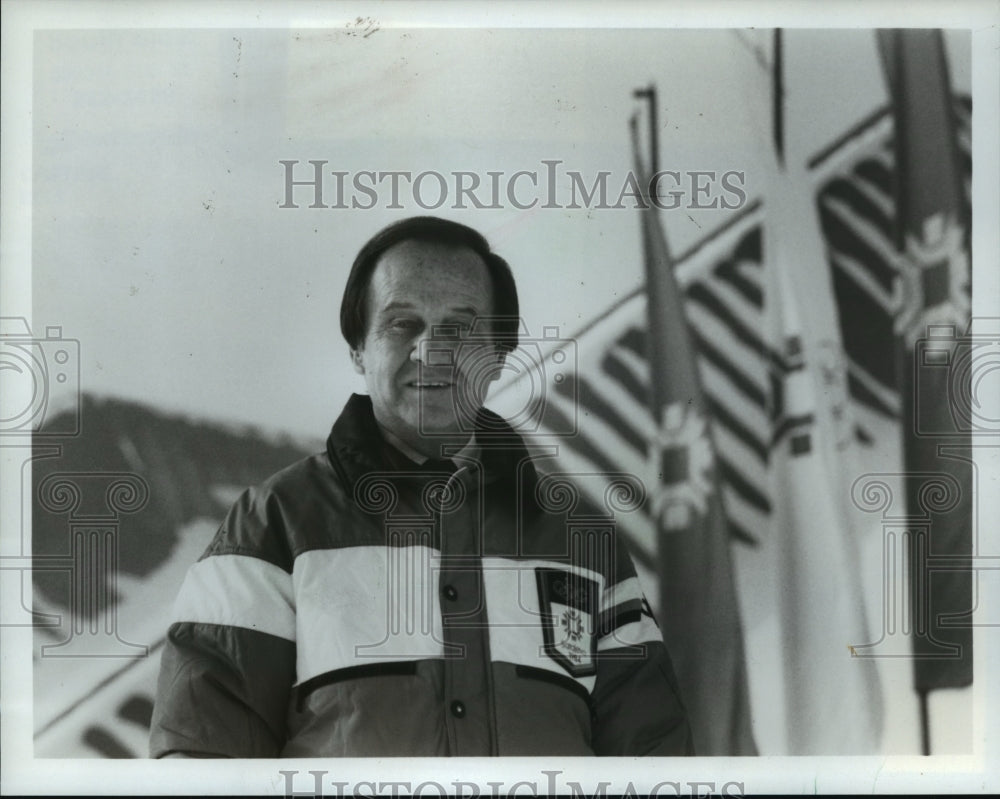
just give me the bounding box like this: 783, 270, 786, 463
411, 324, 459, 367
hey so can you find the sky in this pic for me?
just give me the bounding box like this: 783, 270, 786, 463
20, 23, 971, 438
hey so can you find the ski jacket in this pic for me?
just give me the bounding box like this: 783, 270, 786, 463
150, 394, 693, 757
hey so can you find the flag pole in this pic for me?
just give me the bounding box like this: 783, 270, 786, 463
773, 29, 785, 166
919, 690, 930, 756
632, 82, 667, 421
632, 85, 659, 184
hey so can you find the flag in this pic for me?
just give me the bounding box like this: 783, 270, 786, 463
628, 119, 758, 756
761, 101, 884, 753
811, 93, 971, 472
712, 28, 886, 753
876, 28, 973, 693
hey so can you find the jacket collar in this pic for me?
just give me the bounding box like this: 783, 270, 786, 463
325, 393, 537, 493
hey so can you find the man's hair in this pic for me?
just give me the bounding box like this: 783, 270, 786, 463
340, 216, 520, 353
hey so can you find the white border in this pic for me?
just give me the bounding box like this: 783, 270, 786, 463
2, 0, 998, 795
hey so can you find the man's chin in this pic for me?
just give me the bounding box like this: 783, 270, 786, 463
416, 417, 466, 438
415, 406, 475, 438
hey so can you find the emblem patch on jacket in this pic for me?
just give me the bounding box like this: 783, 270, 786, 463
535, 568, 599, 677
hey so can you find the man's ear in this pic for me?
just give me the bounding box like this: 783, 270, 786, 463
350, 348, 366, 376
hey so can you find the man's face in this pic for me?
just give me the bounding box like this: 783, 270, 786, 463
351, 238, 505, 455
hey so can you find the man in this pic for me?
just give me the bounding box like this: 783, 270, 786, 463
150, 216, 692, 757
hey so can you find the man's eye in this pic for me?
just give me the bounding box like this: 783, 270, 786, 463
389, 318, 418, 331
